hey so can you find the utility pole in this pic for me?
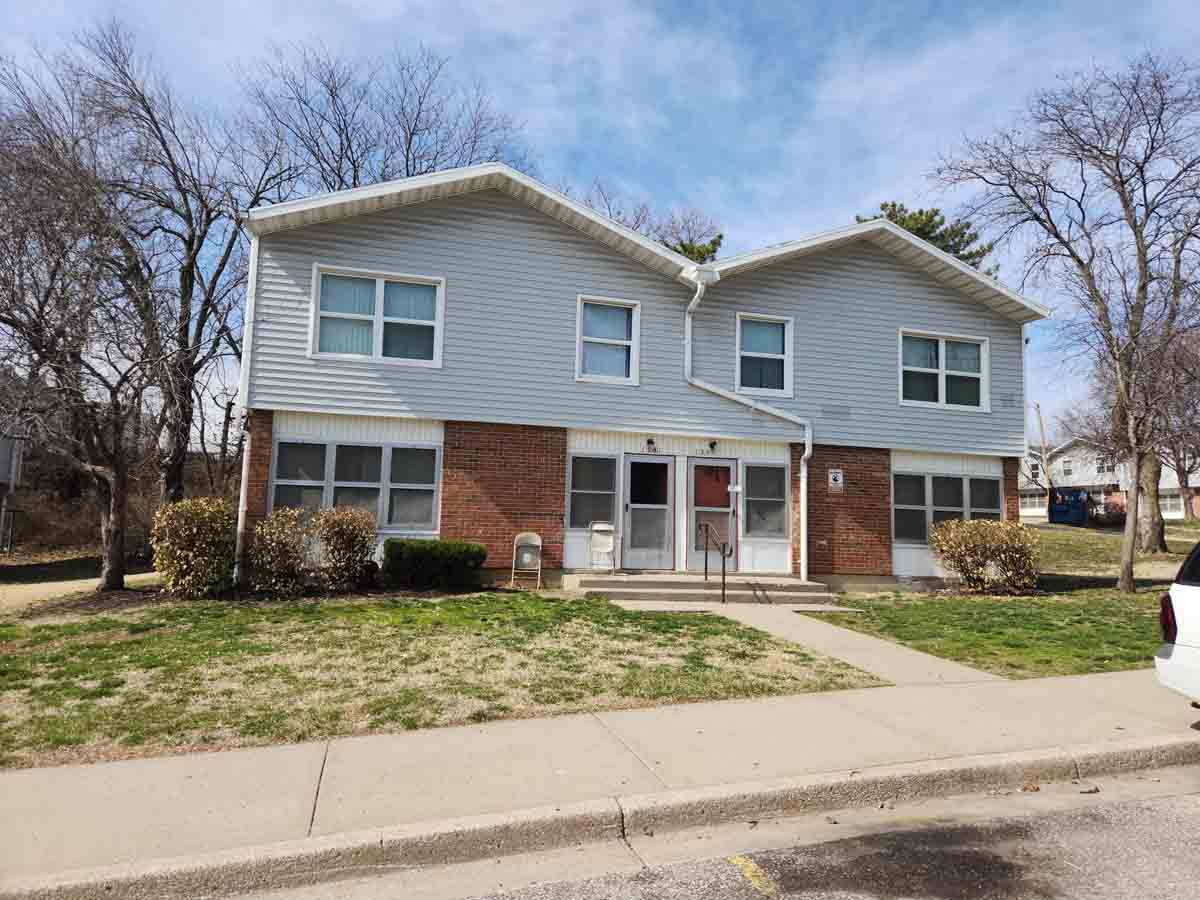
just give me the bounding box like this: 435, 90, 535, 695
1036, 403, 1055, 517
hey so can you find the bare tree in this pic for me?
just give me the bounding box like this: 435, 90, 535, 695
56, 23, 293, 505
936, 54, 1200, 592
570, 178, 725, 263
1158, 337, 1200, 520
244, 43, 532, 193
0, 93, 162, 589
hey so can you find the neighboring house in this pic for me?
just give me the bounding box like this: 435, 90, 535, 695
234, 163, 1048, 581
1018, 439, 1193, 519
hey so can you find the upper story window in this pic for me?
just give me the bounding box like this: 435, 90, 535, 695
736, 313, 793, 398
1062, 457, 1074, 478
1096, 455, 1115, 474
312, 266, 444, 368
899, 331, 988, 411
1029, 462, 1041, 481
576, 296, 640, 385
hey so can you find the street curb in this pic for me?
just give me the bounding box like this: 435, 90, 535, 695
7, 733, 1200, 900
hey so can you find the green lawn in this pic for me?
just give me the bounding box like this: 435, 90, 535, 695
1033, 522, 1191, 573
817, 586, 1165, 679
0, 593, 878, 768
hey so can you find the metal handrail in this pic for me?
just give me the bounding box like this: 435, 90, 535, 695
698, 521, 735, 603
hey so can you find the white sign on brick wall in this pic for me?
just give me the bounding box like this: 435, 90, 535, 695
828, 468, 844, 493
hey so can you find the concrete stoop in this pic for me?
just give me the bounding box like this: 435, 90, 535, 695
565, 573, 838, 605
10, 734, 1200, 900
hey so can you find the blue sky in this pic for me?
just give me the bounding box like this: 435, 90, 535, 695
6, 0, 1199, 438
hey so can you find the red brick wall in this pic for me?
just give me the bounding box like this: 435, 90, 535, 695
235, 408, 274, 575
1002, 457, 1020, 521
440, 421, 567, 570
795, 444, 892, 576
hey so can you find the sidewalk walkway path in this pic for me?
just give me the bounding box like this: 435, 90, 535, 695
614, 599, 1001, 685
0, 572, 160, 617
3, 669, 1195, 882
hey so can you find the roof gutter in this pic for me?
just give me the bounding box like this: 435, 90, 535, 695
682, 266, 813, 581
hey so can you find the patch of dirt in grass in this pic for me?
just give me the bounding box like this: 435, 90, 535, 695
0, 594, 880, 767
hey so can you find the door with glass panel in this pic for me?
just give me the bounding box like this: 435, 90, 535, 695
622, 455, 674, 570
687, 458, 737, 572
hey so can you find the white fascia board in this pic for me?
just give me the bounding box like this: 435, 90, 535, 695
712, 219, 1050, 324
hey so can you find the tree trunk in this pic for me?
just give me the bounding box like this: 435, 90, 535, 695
1182, 473, 1196, 521
1137, 452, 1168, 553
1118, 450, 1140, 593
159, 389, 194, 505
95, 470, 128, 591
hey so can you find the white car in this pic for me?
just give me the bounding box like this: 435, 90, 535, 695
1156, 547, 1200, 703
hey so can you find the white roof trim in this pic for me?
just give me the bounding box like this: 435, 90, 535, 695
713, 219, 1049, 324
247, 165, 1048, 324
247, 163, 700, 284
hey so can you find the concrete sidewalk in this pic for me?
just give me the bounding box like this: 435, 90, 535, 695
614, 600, 1002, 685
4, 668, 1198, 884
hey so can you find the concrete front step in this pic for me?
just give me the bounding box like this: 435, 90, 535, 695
583, 587, 840, 605
569, 575, 830, 594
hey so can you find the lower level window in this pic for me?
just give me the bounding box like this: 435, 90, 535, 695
744, 464, 788, 537
893, 473, 1003, 542
271, 440, 441, 531
1020, 493, 1047, 510
568, 455, 617, 528
1163, 492, 1183, 514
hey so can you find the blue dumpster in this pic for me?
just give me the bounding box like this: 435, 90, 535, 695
1048, 489, 1090, 526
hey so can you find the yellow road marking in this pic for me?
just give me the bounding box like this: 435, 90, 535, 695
728, 854, 778, 896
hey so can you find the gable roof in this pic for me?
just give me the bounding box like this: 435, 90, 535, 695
245, 163, 701, 285
713, 219, 1049, 324
246, 163, 1048, 324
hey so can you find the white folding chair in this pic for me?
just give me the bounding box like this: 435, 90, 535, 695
588, 521, 616, 573
510, 532, 543, 589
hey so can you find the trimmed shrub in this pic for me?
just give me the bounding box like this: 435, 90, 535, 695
250, 507, 311, 596
382, 539, 488, 590
311, 506, 378, 591
150, 498, 236, 599
929, 519, 1039, 594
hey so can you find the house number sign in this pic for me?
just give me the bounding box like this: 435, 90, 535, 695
828, 468, 844, 493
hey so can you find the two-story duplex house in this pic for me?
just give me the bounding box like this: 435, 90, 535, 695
234, 164, 1048, 582
1019, 440, 1195, 519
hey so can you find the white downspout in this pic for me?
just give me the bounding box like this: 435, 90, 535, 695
682, 268, 813, 582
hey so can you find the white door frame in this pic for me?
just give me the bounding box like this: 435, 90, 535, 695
622, 454, 675, 571
686, 457, 738, 573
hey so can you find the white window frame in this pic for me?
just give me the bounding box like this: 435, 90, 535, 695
740, 460, 791, 541
270, 441, 328, 512
891, 472, 1004, 545
898, 329, 990, 412
1029, 462, 1041, 481
1163, 492, 1184, 514
309, 263, 445, 368
1020, 492, 1047, 510
268, 438, 442, 535
382, 444, 442, 534
1062, 457, 1074, 478
565, 452, 622, 531
736, 312, 794, 398
1096, 455, 1115, 475
575, 295, 640, 385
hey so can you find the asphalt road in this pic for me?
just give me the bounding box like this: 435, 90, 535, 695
481, 794, 1200, 900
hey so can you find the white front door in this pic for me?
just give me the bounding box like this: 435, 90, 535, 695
687, 458, 738, 572
622, 455, 674, 570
